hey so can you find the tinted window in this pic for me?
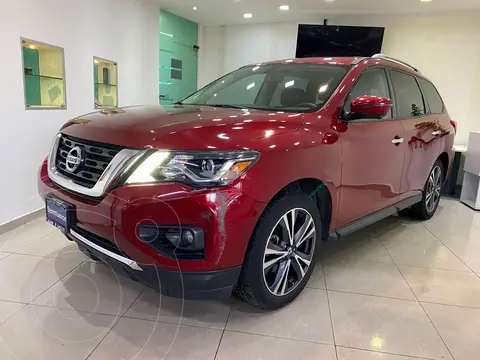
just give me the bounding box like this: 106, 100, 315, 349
270, 76, 309, 107
345, 68, 392, 119
390, 70, 426, 118
207, 74, 266, 105
418, 78, 444, 114
183, 64, 348, 112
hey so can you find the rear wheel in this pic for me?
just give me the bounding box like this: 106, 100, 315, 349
236, 192, 321, 309
410, 159, 444, 220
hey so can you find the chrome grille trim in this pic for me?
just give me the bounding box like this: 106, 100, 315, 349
55, 135, 121, 187
47, 133, 146, 197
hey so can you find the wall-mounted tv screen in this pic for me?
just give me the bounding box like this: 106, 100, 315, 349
296, 25, 385, 58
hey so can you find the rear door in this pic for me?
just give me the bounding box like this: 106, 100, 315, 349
389, 70, 443, 200
337, 67, 406, 227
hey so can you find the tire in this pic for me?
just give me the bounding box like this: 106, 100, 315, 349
410, 159, 444, 220
236, 192, 321, 309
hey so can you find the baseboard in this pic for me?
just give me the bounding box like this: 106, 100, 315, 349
0, 208, 45, 236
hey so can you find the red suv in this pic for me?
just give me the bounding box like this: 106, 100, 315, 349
39, 54, 455, 309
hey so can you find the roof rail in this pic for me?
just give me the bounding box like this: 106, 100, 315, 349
371, 53, 420, 73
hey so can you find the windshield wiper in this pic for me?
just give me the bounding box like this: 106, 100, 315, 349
182, 103, 246, 109
206, 104, 246, 109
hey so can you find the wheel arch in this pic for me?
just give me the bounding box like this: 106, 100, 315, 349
438, 152, 449, 175
259, 178, 332, 241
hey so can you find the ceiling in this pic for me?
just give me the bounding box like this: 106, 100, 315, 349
157, 0, 480, 26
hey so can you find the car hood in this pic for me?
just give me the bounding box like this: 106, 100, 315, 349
60, 105, 304, 151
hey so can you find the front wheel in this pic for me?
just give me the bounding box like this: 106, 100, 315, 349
236, 192, 321, 309
410, 159, 444, 220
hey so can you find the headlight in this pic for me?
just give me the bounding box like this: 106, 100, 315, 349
125, 150, 260, 187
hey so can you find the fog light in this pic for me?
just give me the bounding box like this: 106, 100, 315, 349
182, 230, 195, 246
165, 231, 181, 247
137, 225, 205, 260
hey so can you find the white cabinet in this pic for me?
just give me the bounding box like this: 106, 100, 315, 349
460, 132, 480, 210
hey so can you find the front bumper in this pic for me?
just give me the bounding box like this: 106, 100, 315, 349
38, 159, 265, 274
70, 228, 241, 299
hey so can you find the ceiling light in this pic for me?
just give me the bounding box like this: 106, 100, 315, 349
279, 5, 290, 11
243, 13, 253, 19
319, 84, 328, 93
193, 6, 197, 10
246, 82, 256, 90
28, 44, 36, 49
285, 80, 295, 88
420, 0, 432, 2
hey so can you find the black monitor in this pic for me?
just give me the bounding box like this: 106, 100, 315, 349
296, 24, 385, 58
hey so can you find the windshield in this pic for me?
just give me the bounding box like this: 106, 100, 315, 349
182, 63, 349, 112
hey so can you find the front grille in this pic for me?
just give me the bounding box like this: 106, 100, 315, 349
55, 135, 124, 188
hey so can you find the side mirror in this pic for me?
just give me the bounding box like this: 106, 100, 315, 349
349, 95, 393, 120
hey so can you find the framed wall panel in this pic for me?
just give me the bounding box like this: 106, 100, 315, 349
21, 38, 67, 109
94, 57, 118, 108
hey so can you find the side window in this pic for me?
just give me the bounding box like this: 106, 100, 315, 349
390, 70, 426, 118
345, 68, 392, 119
418, 78, 444, 114
269, 76, 309, 107
206, 74, 266, 105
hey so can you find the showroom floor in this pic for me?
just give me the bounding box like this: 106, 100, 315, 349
0, 198, 479, 360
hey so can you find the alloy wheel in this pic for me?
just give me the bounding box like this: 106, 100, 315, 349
263, 208, 316, 296
425, 165, 442, 213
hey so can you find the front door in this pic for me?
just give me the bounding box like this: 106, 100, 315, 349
337, 67, 405, 227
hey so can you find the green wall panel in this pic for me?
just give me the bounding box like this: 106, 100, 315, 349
94, 62, 99, 102
159, 10, 198, 105
23, 48, 41, 106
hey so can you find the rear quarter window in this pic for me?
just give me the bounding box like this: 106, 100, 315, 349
390, 70, 426, 118
418, 78, 444, 114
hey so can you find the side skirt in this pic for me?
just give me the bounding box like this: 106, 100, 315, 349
328, 194, 422, 240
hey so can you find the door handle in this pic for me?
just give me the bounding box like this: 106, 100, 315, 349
432, 130, 442, 136
391, 137, 404, 145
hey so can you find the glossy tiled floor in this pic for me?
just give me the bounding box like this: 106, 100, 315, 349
0, 198, 479, 360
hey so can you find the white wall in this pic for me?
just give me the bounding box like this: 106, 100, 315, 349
199, 12, 480, 146
198, 25, 224, 88
198, 23, 298, 87
0, 0, 160, 226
